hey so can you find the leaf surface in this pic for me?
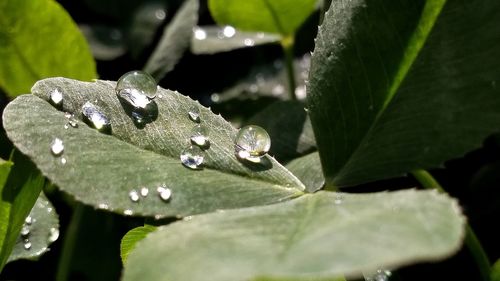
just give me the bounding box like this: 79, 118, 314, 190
0, 0, 96, 96
123, 190, 465, 281
308, 0, 500, 187
286, 152, 323, 193
120, 225, 157, 264
3, 78, 304, 218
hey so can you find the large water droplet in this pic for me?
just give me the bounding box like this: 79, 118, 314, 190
188, 106, 200, 122
48, 227, 60, 242
222, 25, 236, 38
50, 88, 63, 106
116, 75, 156, 109
190, 124, 209, 147
129, 190, 140, 202
180, 145, 204, 169
157, 185, 172, 201
51, 138, 64, 156
82, 102, 111, 131
234, 125, 271, 162
365, 269, 392, 281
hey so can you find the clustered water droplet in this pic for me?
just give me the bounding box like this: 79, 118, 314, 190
116, 71, 157, 109
50, 138, 64, 156
180, 145, 204, 169
234, 125, 271, 162
81, 102, 111, 131
365, 269, 392, 281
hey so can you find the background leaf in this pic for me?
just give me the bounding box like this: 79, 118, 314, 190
0, 0, 96, 97
286, 152, 323, 193
143, 0, 199, 81
0, 151, 44, 270
120, 225, 156, 265
7, 193, 59, 263
492, 259, 500, 281
191, 26, 281, 55
208, 0, 317, 36
123, 190, 465, 281
2, 78, 304, 218
308, 0, 500, 187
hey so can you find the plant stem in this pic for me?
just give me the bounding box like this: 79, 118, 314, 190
56, 204, 85, 281
411, 169, 491, 281
281, 36, 297, 101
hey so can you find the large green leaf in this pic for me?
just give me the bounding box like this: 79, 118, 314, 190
208, 0, 317, 36
308, 0, 500, 187
7, 193, 59, 263
2, 78, 304, 218
143, 0, 199, 81
123, 190, 465, 281
0, 0, 96, 97
0, 151, 44, 271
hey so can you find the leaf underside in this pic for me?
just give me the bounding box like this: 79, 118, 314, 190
2, 78, 304, 218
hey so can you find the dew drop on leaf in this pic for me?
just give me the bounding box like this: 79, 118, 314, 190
25, 216, 33, 225
48, 227, 60, 243
234, 125, 271, 162
82, 102, 111, 131
157, 185, 172, 202
49, 88, 63, 106
123, 209, 133, 216
50, 138, 64, 156
180, 145, 204, 169
116, 70, 157, 99
190, 124, 209, 147
193, 27, 207, 40
140, 187, 149, 197
129, 190, 140, 202
64, 112, 79, 128
244, 38, 255, 46
365, 269, 392, 281
20, 226, 30, 237
23, 240, 32, 250
188, 106, 201, 122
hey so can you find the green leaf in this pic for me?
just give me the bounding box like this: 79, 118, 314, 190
3, 78, 304, 218
308, 0, 500, 187
191, 26, 281, 55
0, 151, 44, 271
0, 0, 97, 97
123, 190, 465, 281
286, 152, 323, 193
120, 225, 157, 265
143, 0, 199, 81
208, 0, 317, 36
7, 192, 59, 263
492, 259, 500, 281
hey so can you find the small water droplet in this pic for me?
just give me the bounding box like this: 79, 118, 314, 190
157, 185, 172, 201
82, 102, 111, 131
60, 157, 67, 165
64, 112, 79, 128
334, 194, 343, 205
23, 241, 32, 250
243, 38, 255, 46
190, 124, 209, 147
20, 226, 30, 237
123, 209, 133, 216
50, 88, 63, 106
51, 138, 64, 156
193, 27, 207, 40
140, 187, 149, 197
25, 216, 33, 225
222, 25, 236, 38
129, 190, 140, 202
365, 269, 392, 281
234, 125, 271, 162
116, 71, 157, 108
98, 203, 109, 210
48, 227, 60, 242
180, 145, 204, 169
188, 106, 200, 122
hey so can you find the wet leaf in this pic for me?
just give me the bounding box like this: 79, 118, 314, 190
308, 0, 500, 187
3, 78, 305, 218
0, 0, 96, 97
123, 190, 465, 281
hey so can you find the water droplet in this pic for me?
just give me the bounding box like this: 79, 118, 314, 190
222, 25, 236, 38
48, 227, 60, 242
243, 38, 255, 46
20, 226, 30, 237
51, 138, 64, 156
64, 112, 78, 128
123, 209, 133, 216
23, 241, 32, 250
365, 269, 392, 281
180, 145, 204, 169
50, 88, 63, 106
190, 124, 209, 147
193, 27, 207, 40
157, 185, 172, 201
25, 216, 33, 225
294, 85, 307, 100
334, 194, 343, 205
188, 106, 201, 122
140, 187, 149, 197
116, 71, 157, 109
82, 102, 111, 131
234, 125, 271, 162
98, 203, 109, 210
60, 157, 67, 165
129, 190, 140, 202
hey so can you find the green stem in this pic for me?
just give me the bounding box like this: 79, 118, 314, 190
281, 37, 297, 101
411, 169, 491, 281
56, 204, 85, 281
